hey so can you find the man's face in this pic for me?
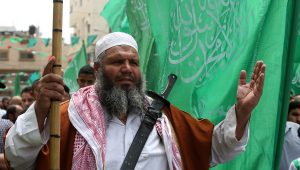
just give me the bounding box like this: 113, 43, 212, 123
77, 74, 95, 88
94, 45, 144, 118
288, 108, 300, 124
7, 105, 23, 123
3, 99, 9, 108
21, 92, 35, 110
100, 45, 141, 90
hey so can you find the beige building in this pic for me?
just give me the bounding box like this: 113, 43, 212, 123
0, 0, 110, 97
0, 27, 69, 97
69, 0, 109, 60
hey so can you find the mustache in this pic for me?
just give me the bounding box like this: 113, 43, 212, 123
116, 73, 135, 81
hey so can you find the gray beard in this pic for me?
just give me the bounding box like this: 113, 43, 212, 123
95, 70, 145, 118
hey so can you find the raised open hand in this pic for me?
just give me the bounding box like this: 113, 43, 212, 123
235, 61, 266, 140
236, 61, 266, 115
236, 61, 266, 117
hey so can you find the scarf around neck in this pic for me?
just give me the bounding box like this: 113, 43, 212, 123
69, 85, 182, 170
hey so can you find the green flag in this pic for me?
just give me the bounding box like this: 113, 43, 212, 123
290, 8, 300, 96
126, 0, 156, 89
71, 36, 80, 46
27, 71, 41, 86
101, 0, 130, 33
42, 38, 50, 47
127, 0, 299, 169
87, 35, 97, 47
63, 42, 88, 93
13, 73, 21, 96
10, 37, 23, 43
27, 38, 38, 47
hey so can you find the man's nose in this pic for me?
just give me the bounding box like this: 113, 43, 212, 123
83, 82, 89, 86
24, 101, 31, 107
121, 61, 132, 72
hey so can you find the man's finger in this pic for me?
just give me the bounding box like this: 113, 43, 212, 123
253, 61, 263, 81
39, 88, 64, 102
254, 63, 266, 90
40, 74, 64, 84
259, 64, 266, 75
42, 56, 55, 76
238, 70, 247, 85
250, 79, 255, 89
256, 73, 265, 94
257, 64, 266, 91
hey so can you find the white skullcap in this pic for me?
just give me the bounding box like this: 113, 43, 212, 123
94, 32, 138, 60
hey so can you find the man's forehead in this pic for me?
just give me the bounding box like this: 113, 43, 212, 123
22, 92, 34, 97
106, 45, 139, 56
290, 108, 300, 113
108, 45, 137, 52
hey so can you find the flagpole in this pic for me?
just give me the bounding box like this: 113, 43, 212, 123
50, 0, 63, 169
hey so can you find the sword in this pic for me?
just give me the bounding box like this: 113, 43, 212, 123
146, 73, 177, 106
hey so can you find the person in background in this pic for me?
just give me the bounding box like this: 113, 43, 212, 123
0, 115, 13, 153
1, 97, 10, 111
20, 87, 35, 111
5, 105, 24, 124
77, 65, 96, 88
0, 82, 12, 169
31, 79, 40, 99
0, 82, 8, 118
9, 96, 22, 107
280, 101, 300, 170
287, 101, 300, 125
0, 117, 12, 170
289, 128, 300, 170
0, 103, 6, 118
0, 102, 6, 118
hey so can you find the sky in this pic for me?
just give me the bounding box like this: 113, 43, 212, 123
0, 0, 71, 43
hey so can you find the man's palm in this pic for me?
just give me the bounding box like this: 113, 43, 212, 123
236, 61, 266, 115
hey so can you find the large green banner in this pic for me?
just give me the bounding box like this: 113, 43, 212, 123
100, 0, 129, 33
125, 0, 299, 169
291, 8, 300, 96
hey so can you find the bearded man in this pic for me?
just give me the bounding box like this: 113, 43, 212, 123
5, 32, 266, 170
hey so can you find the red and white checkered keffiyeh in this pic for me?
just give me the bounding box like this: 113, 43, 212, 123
70, 85, 182, 170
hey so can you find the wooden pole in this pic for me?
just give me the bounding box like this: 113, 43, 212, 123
50, 0, 63, 169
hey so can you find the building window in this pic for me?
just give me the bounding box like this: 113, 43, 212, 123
19, 51, 34, 61
80, 0, 82, 6
0, 50, 8, 61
